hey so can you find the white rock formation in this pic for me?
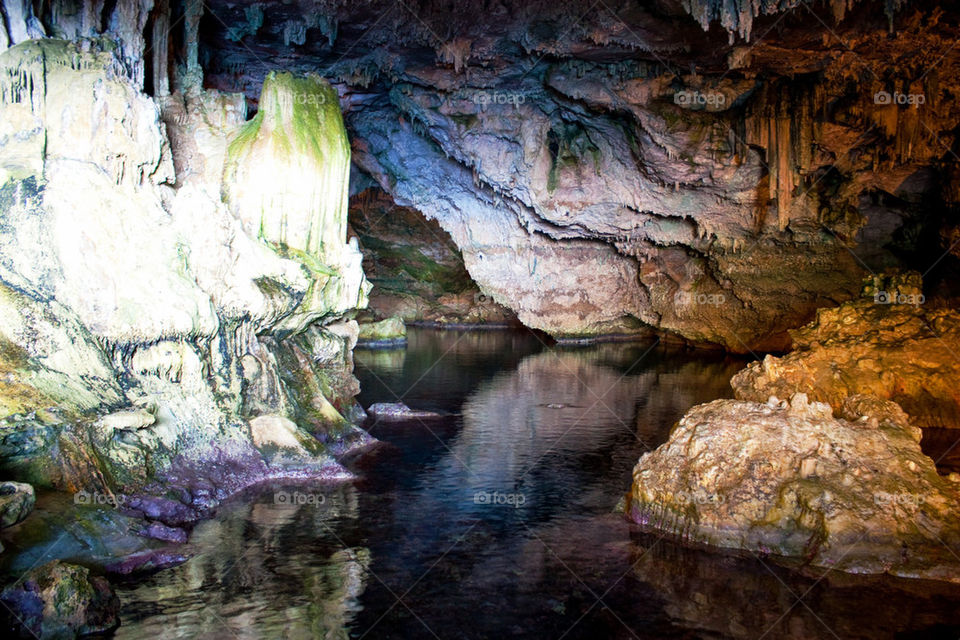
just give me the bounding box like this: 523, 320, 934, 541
0, 38, 370, 507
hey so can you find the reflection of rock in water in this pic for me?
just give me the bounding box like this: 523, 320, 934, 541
630, 534, 960, 639
114, 484, 369, 639
454, 345, 742, 489
354, 346, 406, 374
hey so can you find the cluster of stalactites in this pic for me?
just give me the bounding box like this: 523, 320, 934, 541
730, 81, 824, 231
682, 0, 905, 42
0, 0, 210, 96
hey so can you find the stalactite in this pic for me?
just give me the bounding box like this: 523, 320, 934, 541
437, 38, 471, 74
282, 20, 307, 46
223, 71, 351, 267
0, 54, 45, 113
681, 0, 905, 41
102, 0, 153, 90
304, 13, 337, 47
226, 3, 264, 42
2, 0, 47, 44
45, 0, 105, 40
150, 0, 170, 96
742, 79, 823, 231
179, 0, 204, 90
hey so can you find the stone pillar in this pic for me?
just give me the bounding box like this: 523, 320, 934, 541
181, 0, 204, 90
2, 0, 46, 44
151, 0, 170, 96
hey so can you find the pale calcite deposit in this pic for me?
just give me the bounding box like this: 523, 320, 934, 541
627, 393, 960, 582
0, 39, 370, 509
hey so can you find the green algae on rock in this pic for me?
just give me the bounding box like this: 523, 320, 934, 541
0, 480, 33, 528
223, 71, 370, 332
357, 317, 407, 346
0, 38, 371, 517
224, 71, 351, 257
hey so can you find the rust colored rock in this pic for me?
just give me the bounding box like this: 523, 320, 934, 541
732, 272, 960, 429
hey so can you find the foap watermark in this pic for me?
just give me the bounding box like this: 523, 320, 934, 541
473, 490, 526, 508
273, 490, 326, 506
293, 92, 328, 106
74, 490, 126, 507
873, 291, 925, 306
472, 90, 526, 107
675, 490, 725, 505
676, 291, 726, 307
873, 90, 925, 106
874, 491, 924, 507
674, 89, 726, 108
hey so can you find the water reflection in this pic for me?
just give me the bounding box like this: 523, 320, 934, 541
115, 484, 368, 639
114, 329, 960, 639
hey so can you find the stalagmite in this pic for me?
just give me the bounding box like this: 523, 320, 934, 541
223, 71, 368, 331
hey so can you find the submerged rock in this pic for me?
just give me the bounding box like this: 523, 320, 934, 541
626, 393, 960, 582
732, 272, 960, 429
0, 561, 119, 639
366, 403, 446, 421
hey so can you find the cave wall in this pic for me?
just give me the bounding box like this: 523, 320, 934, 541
348, 187, 517, 326
185, 0, 960, 351
2, 0, 958, 355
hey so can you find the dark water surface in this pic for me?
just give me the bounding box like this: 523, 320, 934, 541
114, 328, 960, 639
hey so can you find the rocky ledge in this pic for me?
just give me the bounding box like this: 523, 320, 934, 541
732, 272, 960, 430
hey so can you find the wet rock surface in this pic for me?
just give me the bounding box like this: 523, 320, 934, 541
356, 316, 408, 346
0, 482, 33, 529
366, 402, 447, 422
627, 393, 960, 582
0, 561, 120, 639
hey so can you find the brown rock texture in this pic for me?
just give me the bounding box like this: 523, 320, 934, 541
732, 272, 960, 429
348, 188, 516, 327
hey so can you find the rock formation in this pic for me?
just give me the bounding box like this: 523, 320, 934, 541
0, 0, 956, 630
732, 271, 960, 430
0, 34, 370, 521
626, 393, 960, 582
349, 188, 515, 327
167, 0, 958, 350
0, 560, 120, 639
0, 1, 954, 351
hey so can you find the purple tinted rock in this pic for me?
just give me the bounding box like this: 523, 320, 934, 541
105, 549, 189, 575
141, 521, 188, 544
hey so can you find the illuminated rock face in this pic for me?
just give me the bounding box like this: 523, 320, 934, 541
732, 272, 960, 430
224, 71, 370, 332
3, 0, 958, 353
225, 72, 350, 261
0, 39, 370, 510
626, 393, 960, 583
